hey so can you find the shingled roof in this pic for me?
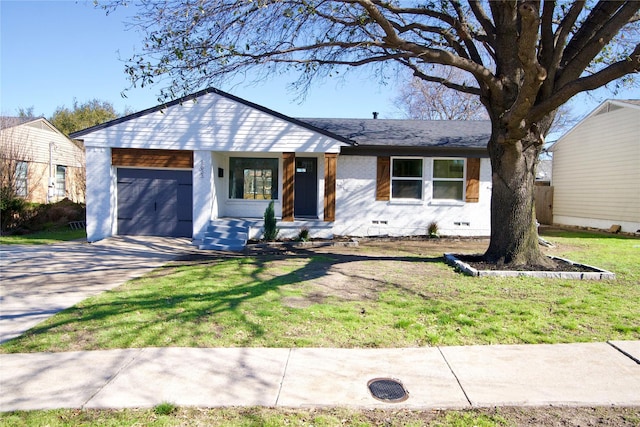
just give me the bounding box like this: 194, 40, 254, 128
69, 86, 491, 156
298, 118, 491, 156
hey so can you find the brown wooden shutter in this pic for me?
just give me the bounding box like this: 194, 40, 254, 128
282, 153, 295, 221
465, 157, 480, 203
324, 154, 337, 222
376, 156, 390, 201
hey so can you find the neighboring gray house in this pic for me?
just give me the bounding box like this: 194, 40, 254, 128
71, 88, 492, 248
549, 99, 640, 233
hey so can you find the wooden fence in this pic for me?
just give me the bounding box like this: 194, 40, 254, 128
534, 185, 554, 225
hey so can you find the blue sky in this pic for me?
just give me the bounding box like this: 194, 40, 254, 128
0, 0, 399, 119
1, 0, 638, 123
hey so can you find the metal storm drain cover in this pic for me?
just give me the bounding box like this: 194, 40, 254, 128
367, 378, 409, 403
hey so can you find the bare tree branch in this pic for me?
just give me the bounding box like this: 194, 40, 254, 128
541, 1, 585, 99
502, 1, 547, 139
406, 62, 482, 96
559, 1, 640, 85
532, 42, 640, 123
393, 71, 488, 120
468, 0, 495, 44
561, 1, 625, 70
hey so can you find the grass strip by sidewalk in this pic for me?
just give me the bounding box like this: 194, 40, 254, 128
2, 405, 640, 427
1, 230, 638, 353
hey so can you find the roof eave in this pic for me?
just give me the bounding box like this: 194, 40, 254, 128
340, 145, 488, 157
69, 87, 356, 146
551, 98, 640, 150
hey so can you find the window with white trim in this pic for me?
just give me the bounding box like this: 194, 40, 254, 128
432, 159, 465, 201
56, 165, 66, 197
391, 158, 423, 199
15, 161, 28, 197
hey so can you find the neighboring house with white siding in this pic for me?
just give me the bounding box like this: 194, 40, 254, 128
71, 88, 492, 248
0, 117, 85, 204
549, 99, 640, 233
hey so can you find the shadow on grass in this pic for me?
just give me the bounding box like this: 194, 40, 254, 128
7, 248, 443, 350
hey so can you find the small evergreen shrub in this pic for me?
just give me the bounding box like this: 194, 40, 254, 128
428, 221, 439, 238
297, 226, 310, 242
263, 200, 278, 241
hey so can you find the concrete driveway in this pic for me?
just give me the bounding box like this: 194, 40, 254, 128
0, 236, 195, 343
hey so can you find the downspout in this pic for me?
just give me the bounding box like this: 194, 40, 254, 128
48, 141, 59, 203
48, 141, 53, 203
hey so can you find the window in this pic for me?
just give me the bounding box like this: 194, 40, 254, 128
433, 159, 465, 200
56, 166, 66, 197
391, 158, 423, 199
15, 161, 28, 197
229, 157, 278, 200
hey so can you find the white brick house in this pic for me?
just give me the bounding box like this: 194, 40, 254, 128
71, 88, 492, 247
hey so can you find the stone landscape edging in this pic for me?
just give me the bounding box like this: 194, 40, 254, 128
444, 253, 616, 280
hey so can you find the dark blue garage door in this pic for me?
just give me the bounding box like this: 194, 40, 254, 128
117, 169, 192, 237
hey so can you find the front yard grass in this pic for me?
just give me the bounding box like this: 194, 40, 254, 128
1, 230, 638, 353
0, 227, 86, 245
2, 406, 640, 427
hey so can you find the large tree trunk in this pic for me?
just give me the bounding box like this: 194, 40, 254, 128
484, 126, 552, 267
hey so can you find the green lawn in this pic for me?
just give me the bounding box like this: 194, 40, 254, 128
1, 230, 638, 353
0, 228, 86, 245
3, 405, 639, 427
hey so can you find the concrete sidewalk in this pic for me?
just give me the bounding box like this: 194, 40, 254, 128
1, 341, 639, 411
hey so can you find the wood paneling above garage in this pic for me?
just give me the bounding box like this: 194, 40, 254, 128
112, 148, 194, 169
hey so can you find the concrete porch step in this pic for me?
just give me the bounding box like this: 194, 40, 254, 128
199, 219, 250, 251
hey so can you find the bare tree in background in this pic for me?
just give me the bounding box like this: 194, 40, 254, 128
0, 118, 36, 231
393, 68, 574, 137
394, 67, 488, 120
0, 118, 35, 198
68, 141, 86, 202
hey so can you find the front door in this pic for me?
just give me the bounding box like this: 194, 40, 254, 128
294, 157, 317, 218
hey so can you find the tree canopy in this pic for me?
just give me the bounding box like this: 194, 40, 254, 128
50, 99, 120, 136
106, 1, 638, 113
99, 0, 639, 266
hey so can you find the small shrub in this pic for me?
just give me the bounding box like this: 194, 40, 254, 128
297, 226, 310, 242
428, 221, 439, 238
263, 200, 278, 241
1, 196, 86, 235
154, 402, 177, 416
0, 188, 27, 233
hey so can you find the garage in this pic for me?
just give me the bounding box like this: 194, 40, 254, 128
116, 168, 192, 237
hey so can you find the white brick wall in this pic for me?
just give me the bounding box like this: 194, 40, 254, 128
85, 147, 113, 242
333, 155, 491, 237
